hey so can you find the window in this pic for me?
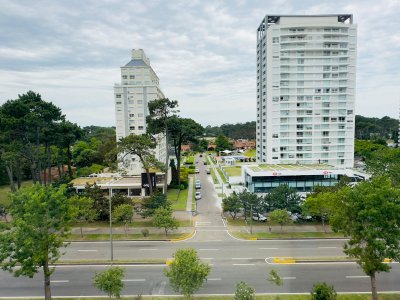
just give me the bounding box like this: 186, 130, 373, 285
129, 113, 134, 117
137, 100, 143, 104
129, 126, 135, 130
116, 94, 121, 98
129, 75, 135, 79
122, 75, 127, 79
116, 102, 121, 105
138, 126, 144, 131
273, 37, 279, 43
272, 134, 279, 138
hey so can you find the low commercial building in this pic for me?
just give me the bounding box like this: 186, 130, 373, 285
243, 164, 367, 194
71, 172, 165, 197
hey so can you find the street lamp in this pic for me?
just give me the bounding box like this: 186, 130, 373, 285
250, 203, 253, 235
109, 187, 114, 262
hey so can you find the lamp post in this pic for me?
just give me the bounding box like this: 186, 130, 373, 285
250, 203, 253, 235
109, 187, 113, 262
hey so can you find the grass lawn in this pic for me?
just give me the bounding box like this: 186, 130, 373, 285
216, 168, 227, 183
68, 232, 187, 241
233, 231, 344, 239
244, 149, 256, 157
223, 166, 242, 177
168, 187, 189, 211
0, 180, 33, 206
210, 168, 219, 184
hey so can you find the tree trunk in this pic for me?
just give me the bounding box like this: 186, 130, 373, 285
165, 228, 168, 236
16, 157, 22, 189
370, 272, 378, 300
31, 164, 37, 184
80, 225, 83, 238
43, 261, 52, 300
163, 127, 168, 194
57, 164, 62, 179
5, 163, 16, 192
145, 168, 153, 196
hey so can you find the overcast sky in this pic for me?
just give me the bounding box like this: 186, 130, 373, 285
1, 0, 399, 127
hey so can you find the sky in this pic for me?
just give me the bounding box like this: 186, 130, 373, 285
0, 0, 399, 127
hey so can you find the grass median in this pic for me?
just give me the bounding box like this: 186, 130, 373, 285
68, 232, 189, 241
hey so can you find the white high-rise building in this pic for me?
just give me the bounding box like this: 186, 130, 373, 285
114, 49, 166, 174
256, 15, 357, 168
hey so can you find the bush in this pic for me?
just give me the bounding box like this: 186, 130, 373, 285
311, 282, 337, 300
180, 184, 185, 190
234, 281, 255, 300
180, 181, 189, 189
188, 165, 195, 169
141, 228, 149, 237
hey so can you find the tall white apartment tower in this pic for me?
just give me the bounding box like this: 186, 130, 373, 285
256, 15, 357, 168
114, 49, 166, 174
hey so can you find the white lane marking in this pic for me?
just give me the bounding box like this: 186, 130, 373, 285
233, 263, 255, 266
196, 229, 228, 232
77, 250, 98, 252
196, 221, 211, 224
201, 258, 215, 260
221, 218, 227, 227
282, 277, 296, 280
139, 249, 158, 251
318, 247, 338, 249
196, 225, 228, 228
199, 249, 219, 251
346, 275, 369, 278
50, 280, 69, 283
208, 278, 222, 281
232, 258, 252, 260
122, 279, 146, 282
259, 248, 278, 250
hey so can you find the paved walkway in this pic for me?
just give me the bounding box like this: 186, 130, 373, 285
207, 155, 233, 200
186, 176, 193, 211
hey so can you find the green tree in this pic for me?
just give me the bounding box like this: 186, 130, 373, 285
71, 196, 98, 237
146, 98, 179, 194
198, 139, 209, 152
140, 192, 170, 218
113, 204, 133, 234
302, 192, 335, 233
267, 269, 283, 286
237, 191, 263, 222
215, 134, 233, 151
153, 207, 179, 236
164, 248, 211, 298
93, 266, 125, 299
0, 184, 75, 300
329, 176, 400, 300
265, 184, 301, 213
117, 134, 161, 195
311, 282, 337, 300
84, 183, 109, 220
222, 192, 241, 220
366, 147, 400, 186
234, 281, 255, 300
269, 209, 292, 231
168, 117, 204, 185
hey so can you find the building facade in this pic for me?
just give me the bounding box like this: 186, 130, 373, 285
256, 15, 357, 168
114, 49, 167, 174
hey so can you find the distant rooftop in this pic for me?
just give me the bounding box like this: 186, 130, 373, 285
124, 59, 148, 67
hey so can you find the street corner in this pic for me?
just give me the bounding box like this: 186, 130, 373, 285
170, 230, 196, 242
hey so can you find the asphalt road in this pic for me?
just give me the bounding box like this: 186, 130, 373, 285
0, 155, 399, 297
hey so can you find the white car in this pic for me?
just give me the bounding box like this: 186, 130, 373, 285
195, 192, 201, 200
195, 168, 200, 173
252, 213, 267, 222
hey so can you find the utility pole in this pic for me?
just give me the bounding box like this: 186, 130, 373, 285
109, 187, 113, 262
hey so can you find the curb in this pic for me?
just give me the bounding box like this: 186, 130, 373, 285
170, 230, 196, 242
54, 261, 166, 266
253, 237, 347, 241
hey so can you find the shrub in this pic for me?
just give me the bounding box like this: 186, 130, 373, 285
234, 281, 255, 300
311, 282, 337, 300
180, 184, 185, 190
141, 228, 149, 237
188, 165, 195, 169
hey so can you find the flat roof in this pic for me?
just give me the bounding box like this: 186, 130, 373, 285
249, 164, 336, 172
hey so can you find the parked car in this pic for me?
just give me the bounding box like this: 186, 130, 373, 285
195, 168, 200, 173
252, 213, 267, 222
203, 161, 207, 165
195, 181, 201, 189
195, 191, 201, 200
206, 169, 211, 174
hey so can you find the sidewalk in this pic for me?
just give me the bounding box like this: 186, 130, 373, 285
207, 155, 232, 199
186, 176, 193, 211
70, 226, 193, 235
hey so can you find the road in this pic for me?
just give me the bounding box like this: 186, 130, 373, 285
0, 154, 399, 297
